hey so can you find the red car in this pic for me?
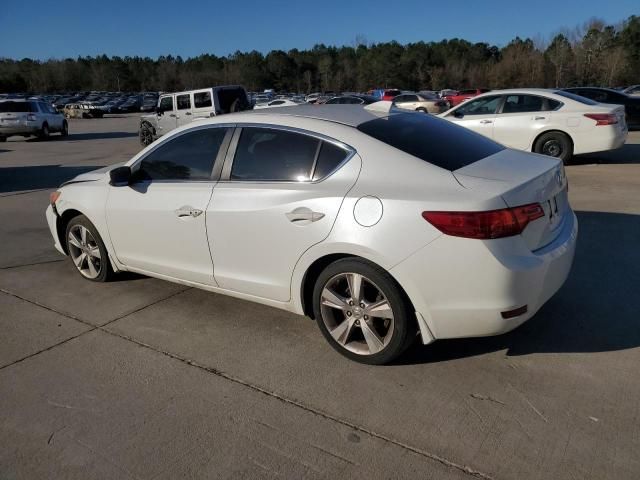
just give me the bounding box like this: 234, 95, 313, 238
381, 89, 402, 101
443, 88, 491, 107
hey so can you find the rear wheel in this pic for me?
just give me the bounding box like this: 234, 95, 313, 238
61, 121, 69, 137
313, 258, 416, 365
65, 215, 113, 282
0, 136, 6, 142
416, 107, 428, 113
38, 123, 50, 140
534, 131, 573, 163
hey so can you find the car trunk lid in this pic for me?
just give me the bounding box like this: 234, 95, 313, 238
453, 148, 569, 251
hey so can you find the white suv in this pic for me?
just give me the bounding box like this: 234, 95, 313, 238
139, 86, 251, 145
0, 99, 68, 142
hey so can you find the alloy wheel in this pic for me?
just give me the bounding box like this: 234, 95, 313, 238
320, 272, 395, 355
67, 224, 102, 279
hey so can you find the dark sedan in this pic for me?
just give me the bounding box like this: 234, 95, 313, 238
563, 87, 640, 130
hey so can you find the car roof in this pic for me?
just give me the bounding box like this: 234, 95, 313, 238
227, 104, 399, 127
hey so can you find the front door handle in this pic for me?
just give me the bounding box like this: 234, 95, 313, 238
480, 119, 493, 124
175, 206, 203, 218
169, 113, 177, 118
286, 207, 325, 224
534, 116, 546, 120
185, 112, 192, 116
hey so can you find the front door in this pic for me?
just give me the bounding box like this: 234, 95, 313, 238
208, 126, 359, 301
106, 126, 231, 284
445, 95, 503, 139
156, 95, 177, 136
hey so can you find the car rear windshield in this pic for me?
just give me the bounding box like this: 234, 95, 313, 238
356, 113, 504, 171
554, 90, 599, 105
0, 101, 37, 113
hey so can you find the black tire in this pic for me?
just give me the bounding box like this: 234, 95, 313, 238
65, 214, 114, 282
139, 122, 154, 146
0, 136, 6, 142
534, 131, 573, 163
312, 258, 416, 365
416, 107, 428, 113
38, 123, 50, 140
61, 121, 69, 137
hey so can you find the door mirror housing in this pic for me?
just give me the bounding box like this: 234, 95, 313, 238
109, 166, 131, 187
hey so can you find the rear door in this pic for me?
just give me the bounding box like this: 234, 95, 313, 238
176, 93, 193, 128
492, 94, 554, 150
207, 126, 360, 301
445, 95, 502, 139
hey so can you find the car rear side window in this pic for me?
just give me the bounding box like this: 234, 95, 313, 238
138, 127, 229, 181
357, 113, 504, 171
231, 128, 320, 181
194, 91, 212, 108
0, 101, 36, 113
177, 94, 191, 110
312, 142, 350, 181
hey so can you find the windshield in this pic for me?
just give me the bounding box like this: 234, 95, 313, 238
357, 112, 504, 171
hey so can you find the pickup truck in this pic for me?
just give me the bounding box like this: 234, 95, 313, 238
138, 86, 251, 146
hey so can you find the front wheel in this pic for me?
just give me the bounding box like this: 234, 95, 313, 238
139, 123, 154, 146
65, 215, 113, 282
313, 258, 416, 365
61, 121, 69, 137
534, 131, 573, 163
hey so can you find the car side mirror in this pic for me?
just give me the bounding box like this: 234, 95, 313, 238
109, 166, 131, 187
454, 110, 464, 118
155, 106, 163, 115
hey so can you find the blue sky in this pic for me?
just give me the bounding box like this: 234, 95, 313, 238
1, 0, 637, 60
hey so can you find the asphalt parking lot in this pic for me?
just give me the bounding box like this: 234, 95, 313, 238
1, 115, 639, 480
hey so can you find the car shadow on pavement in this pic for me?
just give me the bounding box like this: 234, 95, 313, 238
25, 132, 138, 142
399, 210, 640, 364
572, 142, 640, 165
0, 165, 105, 193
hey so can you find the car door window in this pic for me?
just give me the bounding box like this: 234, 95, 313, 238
502, 95, 544, 113
194, 91, 212, 108
312, 142, 350, 181
137, 127, 229, 181
177, 94, 191, 110
456, 95, 501, 115
230, 128, 320, 181
159, 96, 173, 112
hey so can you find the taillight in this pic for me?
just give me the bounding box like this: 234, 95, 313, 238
584, 113, 618, 126
27, 113, 37, 121
422, 203, 545, 239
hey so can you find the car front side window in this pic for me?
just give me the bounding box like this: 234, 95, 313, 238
456, 96, 501, 116
136, 127, 229, 181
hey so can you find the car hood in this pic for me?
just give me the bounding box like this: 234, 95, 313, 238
61, 163, 124, 186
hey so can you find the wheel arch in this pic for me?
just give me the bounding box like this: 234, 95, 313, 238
531, 129, 574, 154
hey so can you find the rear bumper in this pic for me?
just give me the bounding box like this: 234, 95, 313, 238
0, 125, 39, 136
572, 126, 627, 155
391, 210, 578, 340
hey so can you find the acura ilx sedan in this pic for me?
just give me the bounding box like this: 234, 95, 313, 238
46, 103, 578, 364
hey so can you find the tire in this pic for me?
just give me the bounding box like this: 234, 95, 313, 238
416, 107, 428, 113
65, 215, 114, 282
534, 131, 573, 163
61, 121, 69, 137
312, 258, 416, 365
0, 136, 6, 142
139, 122, 154, 146
38, 123, 50, 140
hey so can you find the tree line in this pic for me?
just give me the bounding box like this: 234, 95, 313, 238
1, 16, 638, 94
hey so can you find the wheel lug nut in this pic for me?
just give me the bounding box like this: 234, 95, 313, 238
364, 315, 368, 320
355, 320, 360, 325
349, 301, 354, 306
346, 311, 352, 316
360, 303, 365, 308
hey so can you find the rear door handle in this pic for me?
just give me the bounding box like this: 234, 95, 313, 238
534, 116, 546, 120
480, 119, 493, 124
175, 206, 203, 218
286, 207, 325, 224
185, 112, 192, 116
169, 114, 177, 118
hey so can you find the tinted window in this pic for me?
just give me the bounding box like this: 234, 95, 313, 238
231, 128, 320, 181
0, 101, 36, 113
502, 95, 544, 113
159, 96, 174, 111
138, 128, 228, 181
548, 99, 562, 110
555, 90, 598, 105
357, 113, 504, 171
269, 100, 285, 105
456, 95, 501, 115
177, 94, 191, 110
313, 142, 349, 180
194, 91, 212, 108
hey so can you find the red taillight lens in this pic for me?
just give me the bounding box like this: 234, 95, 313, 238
422, 203, 545, 239
584, 113, 618, 126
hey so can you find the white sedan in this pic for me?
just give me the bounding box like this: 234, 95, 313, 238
46, 103, 577, 364
440, 88, 627, 162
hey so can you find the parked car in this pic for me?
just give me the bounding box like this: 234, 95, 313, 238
0, 99, 68, 141
622, 85, 640, 97
381, 89, 402, 101
441, 88, 627, 162
324, 94, 378, 105
139, 86, 251, 146
64, 103, 105, 119
393, 93, 448, 113
562, 87, 640, 130
47, 103, 577, 364
253, 99, 305, 109
443, 88, 491, 107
